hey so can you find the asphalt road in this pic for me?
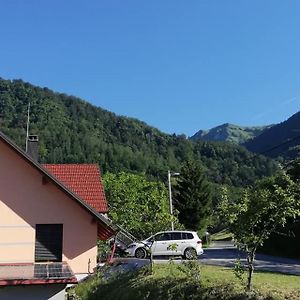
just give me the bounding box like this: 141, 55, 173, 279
107, 241, 300, 276
200, 241, 300, 275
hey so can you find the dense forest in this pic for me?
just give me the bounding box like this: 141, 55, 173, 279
244, 111, 300, 159
0, 78, 278, 187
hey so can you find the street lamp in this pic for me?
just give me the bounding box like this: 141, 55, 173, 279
168, 170, 180, 231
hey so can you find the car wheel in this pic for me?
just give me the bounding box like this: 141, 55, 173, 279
135, 247, 147, 259
184, 248, 197, 260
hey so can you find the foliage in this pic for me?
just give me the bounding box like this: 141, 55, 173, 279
69, 264, 300, 300
0, 78, 278, 187
97, 240, 111, 262
103, 172, 180, 239
173, 161, 213, 232
219, 172, 300, 290
210, 229, 233, 241
178, 260, 201, 281
211, 185, 247, 233
244, 110, 300, 158
259, 158, 300, 259
286, 157, 300, 180
233, 259, 246, 285
260, 220, 300, 259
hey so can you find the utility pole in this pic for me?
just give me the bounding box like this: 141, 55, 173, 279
168, 170, 180, 231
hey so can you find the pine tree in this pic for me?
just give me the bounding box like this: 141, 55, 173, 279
173, 161, 212, 232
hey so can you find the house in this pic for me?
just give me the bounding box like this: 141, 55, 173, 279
0, 132, 115, 300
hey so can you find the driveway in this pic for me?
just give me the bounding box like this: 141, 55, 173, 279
201, 241, 300, 275
107, 241, 300, 276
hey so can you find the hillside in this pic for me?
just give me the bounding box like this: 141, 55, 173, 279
244, 111, 300, 159
190, 123, 272, 144
0, 78, 278, 187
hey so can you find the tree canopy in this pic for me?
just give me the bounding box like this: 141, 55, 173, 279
103, 172, 180, 239
219, 172, 300, 289
173, 161, 213, 233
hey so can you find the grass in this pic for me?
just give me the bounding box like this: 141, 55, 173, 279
210, 229, 233, 241
69, 263, 300, 300
201, 265, 300, 298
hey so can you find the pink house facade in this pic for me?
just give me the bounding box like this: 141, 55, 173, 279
0, 131, 115, 299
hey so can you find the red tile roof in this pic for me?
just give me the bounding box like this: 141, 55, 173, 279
43, 164, 108, 213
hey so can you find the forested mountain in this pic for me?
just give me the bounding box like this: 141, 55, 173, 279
0, 78, 278, 187
244, 111, 300, 159
190, 123, 272, 144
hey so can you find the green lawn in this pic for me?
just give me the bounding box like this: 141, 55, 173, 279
210, 229, 233, 241
201, 265, 300, 298
69, 263, 300, 300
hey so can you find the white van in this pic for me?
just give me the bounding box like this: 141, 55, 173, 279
125, 231, 203, 259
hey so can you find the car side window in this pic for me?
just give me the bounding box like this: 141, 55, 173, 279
154, 234, 162, 241
155, 233, 171, 241
182, 232, 193, 239
171, 232, 182, 240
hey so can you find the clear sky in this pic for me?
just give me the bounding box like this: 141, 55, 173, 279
1, 1, 300, 136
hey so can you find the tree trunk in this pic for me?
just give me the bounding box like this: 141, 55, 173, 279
149, 250, 153, 274
149, 242, 154, 275
247, 250, 255, 290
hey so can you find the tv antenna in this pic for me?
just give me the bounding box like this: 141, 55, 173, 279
25, 102, 30, 152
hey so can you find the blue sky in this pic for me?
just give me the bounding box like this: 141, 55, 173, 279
1, 1, 300, 136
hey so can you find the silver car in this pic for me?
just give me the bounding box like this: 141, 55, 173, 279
125, 230, 203, 259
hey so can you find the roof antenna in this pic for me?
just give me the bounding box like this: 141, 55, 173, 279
25, 101, 30, 152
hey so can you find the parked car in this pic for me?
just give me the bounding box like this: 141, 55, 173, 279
125, 230, 203, 259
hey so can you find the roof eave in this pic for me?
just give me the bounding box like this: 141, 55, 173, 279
0, 131, 114, 229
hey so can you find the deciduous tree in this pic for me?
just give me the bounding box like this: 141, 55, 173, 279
219, 172, 300, 290
103, 172, 180, 239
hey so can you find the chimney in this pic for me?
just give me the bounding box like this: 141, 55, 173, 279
27, 135, 39, 162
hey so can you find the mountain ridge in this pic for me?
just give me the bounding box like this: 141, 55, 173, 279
244, 110, 300, 158
190, 123, 273, 144
0, 78, 278, 187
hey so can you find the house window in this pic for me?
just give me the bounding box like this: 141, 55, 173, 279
35, 224, 63, 262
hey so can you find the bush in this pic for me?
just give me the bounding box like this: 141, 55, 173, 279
68, 264, 288, 300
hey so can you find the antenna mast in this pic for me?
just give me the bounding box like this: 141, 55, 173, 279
25, 102, 30, 152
